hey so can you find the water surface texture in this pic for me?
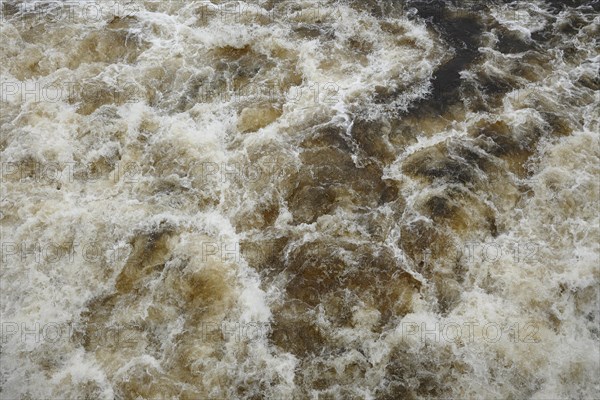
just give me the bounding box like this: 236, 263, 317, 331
1, 0, 599, 398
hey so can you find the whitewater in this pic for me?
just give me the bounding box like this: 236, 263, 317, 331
1, 0, 599, 399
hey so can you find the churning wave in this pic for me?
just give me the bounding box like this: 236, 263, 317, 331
1, 0, 599, 399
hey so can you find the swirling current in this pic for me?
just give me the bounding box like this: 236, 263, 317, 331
1, 0, 599, 399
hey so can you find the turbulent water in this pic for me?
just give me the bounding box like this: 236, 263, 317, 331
1, 0, 599, 398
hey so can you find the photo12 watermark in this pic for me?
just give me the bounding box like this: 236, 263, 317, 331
1, 80, 144, 105
191, 160, 297, 185
189, 81, 340, 108
1, 161, 142, 184
200, 321, 271, 342
0, 318, 542, 347
423, 240, 541, 264
1, 240, 140, 266
1, 321, 144, 347
1, 0, 141, 24
400, 320, 541, 344
0, 79, 340, 110
0, 320, 274, 346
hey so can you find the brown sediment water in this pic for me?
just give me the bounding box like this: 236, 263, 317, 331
1, 0, 599, 399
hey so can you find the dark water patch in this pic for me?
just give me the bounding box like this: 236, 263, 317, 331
350, 119, 396, 164
452, 142, 497, 173
351, 249, 421, 324
175, 73, 226, 112
471, 121, 521, 157
292, 24, 326, 39
398, 218, 467, 315
400, 219, 448, 267
557, 14, 589, 34
409, 51, 479, 116
213, 46, 273, 88
292, 356, 368, 398
270, 301, 326, 357
286, 126, 388, 224
531, 26, 555, 43
388, 118, 420, 150
173, 43, 300, 112
496, 29, 534, 54
476, 72, 518, 107
285, 244, 349, 307
239, 235, 289, 274
380, 180, 401, 204
379, 345, 459, 400
347, 35, 375, 54
346, 0, 405, 19
541, 112, 574, 137
1, 1, 19, 18
424, 185, 496, 233
576, 74, 600, 91
300, 125, 352, 151
107, 15, 138, 29
459, 79, 489, 112
402, 142, 479, 186
234, 198, 280, 232
286, 183, 338, 224
433, 273, 464, 314
115, 229, 174, 293
242, 231, 418, 361
404, 2, 484, 115
425, 195, 459, 220
321, 289, 357, 327
237, 104, 282, 133
545, 0, 600, 14
470, 119, 543, 177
